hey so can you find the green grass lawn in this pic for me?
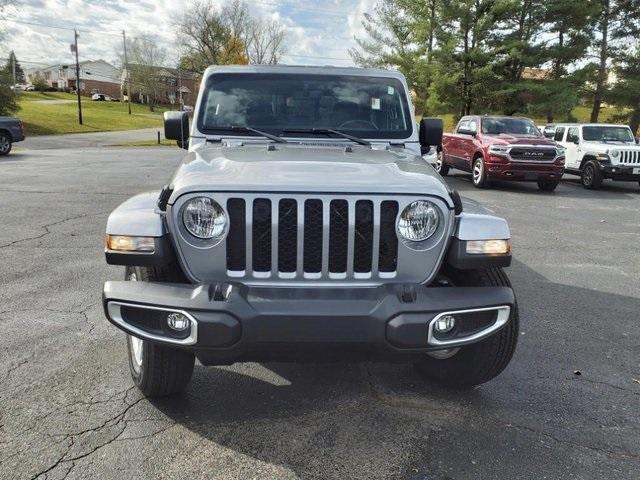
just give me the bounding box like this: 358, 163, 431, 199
17, 92, 170, 136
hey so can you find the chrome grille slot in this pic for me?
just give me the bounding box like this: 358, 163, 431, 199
508, 147, 557, 162
225, 197, 400, 280
619, 150, 640, 164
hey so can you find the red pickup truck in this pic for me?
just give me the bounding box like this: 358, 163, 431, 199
439, 115, 565, 190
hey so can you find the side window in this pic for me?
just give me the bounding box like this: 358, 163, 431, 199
567, 127, 579, 143
468, 120, 478, 133
456, 120, 469, 133
554, 127, 565, 142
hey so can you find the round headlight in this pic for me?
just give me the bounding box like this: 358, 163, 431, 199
609, 149, 620, 158
398, 200, 439, 242
182, 197, 226, 239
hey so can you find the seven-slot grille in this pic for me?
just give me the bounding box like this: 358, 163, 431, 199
225, 197, 399, 279
508, 147, 557, 162
618, 150, 640, 165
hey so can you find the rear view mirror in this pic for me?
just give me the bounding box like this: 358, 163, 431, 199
419, 118, 444, 153
164, 111, 189, 149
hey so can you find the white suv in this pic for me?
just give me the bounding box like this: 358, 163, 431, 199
554, 123, 640, 189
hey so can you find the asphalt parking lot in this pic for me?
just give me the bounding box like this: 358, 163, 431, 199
1, 146, 639, 480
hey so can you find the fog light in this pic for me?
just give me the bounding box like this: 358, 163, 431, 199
435, 315, 456, 333
167, 312, 190, 331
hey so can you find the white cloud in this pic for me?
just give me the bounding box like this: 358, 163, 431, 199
0, 0, 378, 70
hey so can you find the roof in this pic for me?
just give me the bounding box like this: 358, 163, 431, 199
555, 123, 630, 128
202, 64, 405, 80
125, 64, 199, 80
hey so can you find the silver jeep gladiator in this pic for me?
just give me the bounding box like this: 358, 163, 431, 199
103, 65, 518, 397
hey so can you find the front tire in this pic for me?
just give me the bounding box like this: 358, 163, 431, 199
125, 266, 195, 397
435, 150, 449, 176
414, 267, 519, 389
472, 157, 490, 188
0, 133, 12, 156
581, 161, 602, 189
537, 178, 560, 191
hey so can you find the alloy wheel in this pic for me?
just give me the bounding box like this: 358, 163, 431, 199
583, 165, 594, 186
473, 159, 483, 184
435, 151, 443, 172
0, 136, 10, 154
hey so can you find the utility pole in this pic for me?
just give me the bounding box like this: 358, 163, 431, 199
177, 65, 183, 111
11, 53, 16, 85
72, 29, 83, 125
122, 30, 131, 115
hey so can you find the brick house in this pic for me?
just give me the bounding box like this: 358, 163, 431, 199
122, 65, 200, 108
26, 60, 121, 98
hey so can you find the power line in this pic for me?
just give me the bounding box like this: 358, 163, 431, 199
1, 17, 122, 37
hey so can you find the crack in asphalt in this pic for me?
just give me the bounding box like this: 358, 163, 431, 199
27, 388, 149, 480
0, 211, 111, 249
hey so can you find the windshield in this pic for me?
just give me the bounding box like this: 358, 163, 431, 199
481, 117, 541, 136
582, 126, 634, 142
197, 73, 413, 140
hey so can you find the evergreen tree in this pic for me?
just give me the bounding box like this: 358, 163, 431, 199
0, 69, 19, 116
586, 0, 640, 122
4, 51, 26, 84
607, 45, 640, 134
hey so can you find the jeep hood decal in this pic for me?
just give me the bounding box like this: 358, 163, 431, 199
168, 143, 453, 207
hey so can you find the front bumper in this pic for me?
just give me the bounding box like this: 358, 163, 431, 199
601, 164, 640, 181
103, 281, 515, 364
486, 157, 564, 181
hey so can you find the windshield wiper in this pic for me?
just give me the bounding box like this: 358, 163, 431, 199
282, 128, 371, 146
215, 126, 287, 143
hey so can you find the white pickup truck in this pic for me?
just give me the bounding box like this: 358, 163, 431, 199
554, 123, 640, 189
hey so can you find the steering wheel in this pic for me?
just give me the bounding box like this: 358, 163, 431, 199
337, 119, 379, 130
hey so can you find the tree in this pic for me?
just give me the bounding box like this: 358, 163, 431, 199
607, 45, 640, 134
126, 36, 168, 111
349, 1, 433, 112
4, 51, 26, 84
247, 17, 287, 65
177, 0, 286, 71
0, 69, 19, 116
585, 0, 640, 122
177, 0, 246, 72
31, 74, 48, 92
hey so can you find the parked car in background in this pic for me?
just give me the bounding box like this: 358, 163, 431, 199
542, 124, 556, 138
0, 117, 26, 156
440, 115, 565, 190
91, 93, 117, 102
554, 123, 640, 189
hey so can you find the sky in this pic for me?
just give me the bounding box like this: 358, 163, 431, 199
0, 0, 377, 72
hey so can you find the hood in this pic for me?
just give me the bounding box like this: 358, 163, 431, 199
484, 134, 556, 146
582, 141, 640, 152
167, 142, 453, 207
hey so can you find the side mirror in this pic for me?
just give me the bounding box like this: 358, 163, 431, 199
572, 137, 580, 145
457, 127, 477, 137
164, 111, 189, 149
635, 136, 639, 144
419, 118, 443, 154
